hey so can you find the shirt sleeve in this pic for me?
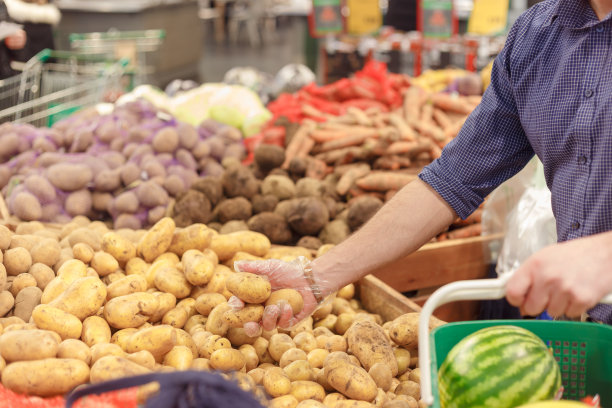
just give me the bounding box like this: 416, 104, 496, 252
419, 18, 535, 220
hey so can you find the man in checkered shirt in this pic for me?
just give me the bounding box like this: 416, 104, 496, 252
234, 0, 612, 330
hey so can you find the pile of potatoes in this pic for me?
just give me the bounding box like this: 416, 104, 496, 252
0, 216, 426, 408
0, 100, 246, 228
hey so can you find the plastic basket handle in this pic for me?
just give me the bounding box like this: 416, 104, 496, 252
418, 276, 612, 406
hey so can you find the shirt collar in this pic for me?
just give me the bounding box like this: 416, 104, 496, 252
550, 0, 611, 29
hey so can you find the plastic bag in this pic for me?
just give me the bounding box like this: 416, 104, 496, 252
492, 159, 557, 277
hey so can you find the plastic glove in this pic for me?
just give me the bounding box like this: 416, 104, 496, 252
233, 256, 333, 332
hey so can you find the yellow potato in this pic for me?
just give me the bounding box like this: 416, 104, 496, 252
369, 363, 393, 392
290, 381, 326, 402
337, 284, 355, 300
317, 335, 347, 353
13, 286, 42, 322
90, 355, 151, 383
280, 348, 308, 368
205, 302, 232, 336
408, 368, 420, 384
1, 358, 89, 397
264, 246, 313, 262
174, 328, 198, 359
334, 313, 356, 336
311, 302, 332, 320
110, 328, 138, 351
163, 345, 194, 370
195, 293, 227, 316
394, 349, 411, 376
138, 217, 176, 262
90, 343, 125, 364
72, 242, 94, 264
103, 292, 159, 329
325, 359, 378, 402
154, 265, 192, 299
284, 360, 315, 382
57, 339, 91, 364
106, 274, 148, 300
225, 272, 271, 304
32, 304, 83, 340
9, 273, 37, 297
324, 393, 347, 406
394, 380, 420, 400
253, 336, 275, 365
123, 350, 155, 370
294, 332, 318, 354
191, 358, 211, 371
41, 260, 88, 304
238, 344, 259, 372
345, 320, 398, 376
268, 333, 296, 362
184, 315, 208, 334
289, 317, 314, 338
210, 231, 270, 261
149, 292, 177, 323
48, 277, 107, 320
177, 297, 196, 316
91, 251, 120, 277
191, 330, 212, 353
223, 304, 264, 328
307, 349, 329, 369
263, 367, 291, 398
199, 334, 231, 359
333, 400, 375, 408
270, 395, 300, 408
182, 249, 216, 286
168, 224, 214, 256
0, 329, 59, 362
204, 265, 233, 298
247, 367, 265, 385
209, 348, 246, 371
227, 327, 260, 347
125, 257, 149, 276
4, 247, 32, 276
101, 232, 137, 264
125, 325, 177, 361
314, 314, 337, 331
81, 316, 111, 346
162, 306, 189, 329
266, 289, 304, 315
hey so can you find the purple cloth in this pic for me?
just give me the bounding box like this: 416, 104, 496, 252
418, 0, 612, 322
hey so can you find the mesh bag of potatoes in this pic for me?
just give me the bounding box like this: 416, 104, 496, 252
0, 216, 429, 408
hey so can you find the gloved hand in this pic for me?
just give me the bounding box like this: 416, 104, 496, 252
232, 257, 334, 334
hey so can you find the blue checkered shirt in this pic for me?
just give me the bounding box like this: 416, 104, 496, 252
419, 0, 612, 322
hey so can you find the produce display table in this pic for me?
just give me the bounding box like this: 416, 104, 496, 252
54, 0, 203, 87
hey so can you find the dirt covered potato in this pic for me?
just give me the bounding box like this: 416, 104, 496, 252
222, 164, 259, 199
247, 212, 292, 244
216, 197, 253, 223
287, 197, 330, 236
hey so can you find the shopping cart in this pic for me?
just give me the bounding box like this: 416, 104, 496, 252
418, 276, 612, 407
0, 49, 127, 127
69, 29, 165, 88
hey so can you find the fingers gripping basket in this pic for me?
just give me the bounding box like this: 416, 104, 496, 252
418, 277, 612, 407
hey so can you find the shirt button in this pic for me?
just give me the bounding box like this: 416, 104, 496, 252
578, 156, 587, 164
596, 25, 604, 32
584, 89, 594, 98
571, 222, 581, 230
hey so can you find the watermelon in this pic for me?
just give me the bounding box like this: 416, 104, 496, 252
438, 325, 562, 408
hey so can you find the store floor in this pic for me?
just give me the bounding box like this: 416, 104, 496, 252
197, 16, 311, 83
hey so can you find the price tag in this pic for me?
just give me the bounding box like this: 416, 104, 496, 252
419, 0, 456, 38
346, 0, 382, 35
468, 0, 509, 36
309, 0, 344, 38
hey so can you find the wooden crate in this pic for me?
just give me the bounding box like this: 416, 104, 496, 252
371, 234, 502, 322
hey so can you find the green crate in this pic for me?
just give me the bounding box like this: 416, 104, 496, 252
428, 320, 612, 407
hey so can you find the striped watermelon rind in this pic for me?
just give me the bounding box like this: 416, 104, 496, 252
438, 325, 562, 408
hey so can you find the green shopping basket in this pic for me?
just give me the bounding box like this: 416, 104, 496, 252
418, 277, 612, 407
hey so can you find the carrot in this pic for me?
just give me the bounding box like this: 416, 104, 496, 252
356, 172, 418, 192
429, 143, 442, 159
282, 121, 316, 168
334, 162, 371, 177
410, 120, 446, 143
389, 114, 417, 141
305, 158, 329, 180
387, 141, 433, 156
438, 223, 482, 241
302, 104, 332, 121
433, 108, 452, 129
385, 189, 398, 201
347, 107, 373, 127
373, 155, 412, 171
430, 93, 474, 115
309, 129, 348, 143
420, 103, 434, 124
318, 131, 378, 152
315, 146, 367, 165
336, 164, 371, 195
466, 95, 482, 107
403, 87, 428, 122
325, 115, 358, 125
443, 117, 467, 140
297, 136, 315, 158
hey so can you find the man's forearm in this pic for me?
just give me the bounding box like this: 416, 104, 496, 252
311, 179, 457, 292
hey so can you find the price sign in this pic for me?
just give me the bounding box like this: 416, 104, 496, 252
468, 0, 509, 36
346, 0, 382, 35
419, 0, 457, 38
309, 0, 344, 38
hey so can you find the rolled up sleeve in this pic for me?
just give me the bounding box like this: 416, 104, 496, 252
419, 20, 535, 219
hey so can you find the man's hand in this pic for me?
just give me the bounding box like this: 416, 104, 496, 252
5, 29, 26, 50
506, 232, 612, 318
234, 257, 327, 332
